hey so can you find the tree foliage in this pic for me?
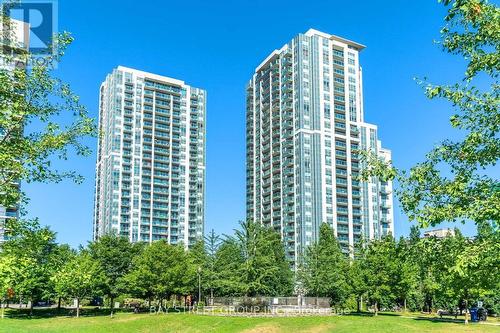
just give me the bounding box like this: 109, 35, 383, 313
230, 220, 293, 297
299, 223, 350, 309
358, 236, 400, 315
0, 11, 97, 209
0, 219, 60, 313
359, 0, 499, 229
203, 229, 221, 300
213, 238, 245, 296
88, 235, 142, 314
121, 240, 192, 304
51, 251, 104, 317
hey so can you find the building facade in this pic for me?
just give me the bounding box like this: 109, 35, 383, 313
0, 18, 29, 243
246, 29, 393, 266
93, 66, 205, 247
423, 228, 455, 239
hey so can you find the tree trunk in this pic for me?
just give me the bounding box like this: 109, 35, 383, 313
374, 302, 378, 316
110, 296, 114, 317
76, 298, 80, 318
404, 298, 407, 313
464, 299, 468, 324
157, 298, 163, 314
57, 297, 61, 310
1, 300, 4, 319
357, 296, 361, 312
29, 297, 33, 316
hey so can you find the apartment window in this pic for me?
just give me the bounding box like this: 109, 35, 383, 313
324, 104, 331, 119
333, 49, 344, 57
323, 79, 330, 90
334, 69, 344, 75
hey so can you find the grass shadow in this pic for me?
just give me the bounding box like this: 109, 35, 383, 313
344, 311, 402, 317
5, 306, 196, 320
410, 316, 471, 325
344, 311, 375, 317
376, 312, 402, 317
5, 307, 133, 320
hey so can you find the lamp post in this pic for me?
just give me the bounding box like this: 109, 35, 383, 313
197, 266, 202, 304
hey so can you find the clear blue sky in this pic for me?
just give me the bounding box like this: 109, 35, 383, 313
23, 0, 485, 248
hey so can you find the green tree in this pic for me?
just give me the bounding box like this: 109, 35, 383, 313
360, 236, 399, 315
51, 251, 104, 317
213, 238, 245, 296
401, 226, 499, 322
436, 228, 499, 323
359, 0, 499, 229
0, 254, 24, 318
414, 236, 443, 312
232, 220, 293, 297
88, 235, 142, 316
0, 219, 58, 315
395, 236, 423, 312
463, 224, 500, 315
186, 240, 206, 302
349, 258, 367, 312
47, 244, 77, 310
299, 223, 350, 310
122, 240, 189, 307
204, 229, 221, 301
0, 8, 95, 315
266, 229, 294, 296
357, 2, 499, 319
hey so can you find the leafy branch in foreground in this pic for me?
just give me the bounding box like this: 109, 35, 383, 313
359, 0, 499, 229
0, 15, 97, 209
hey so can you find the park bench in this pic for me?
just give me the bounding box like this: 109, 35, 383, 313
436, 309, 459, 319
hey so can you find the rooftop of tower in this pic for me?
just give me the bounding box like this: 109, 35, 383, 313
305, 28, 366, 51
255, 29, 366, 73
116, 65, 186, 87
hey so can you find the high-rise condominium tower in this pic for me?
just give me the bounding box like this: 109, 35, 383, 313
93, 66, 205, 247
246, 29, 394, 267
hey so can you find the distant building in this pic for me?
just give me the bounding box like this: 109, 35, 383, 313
0, 18, 30, 243
423, 228, 456, 239
246, 29, 394, 267
93, 66, 206, 247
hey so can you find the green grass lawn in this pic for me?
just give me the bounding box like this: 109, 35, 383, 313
1, 312, 498, 333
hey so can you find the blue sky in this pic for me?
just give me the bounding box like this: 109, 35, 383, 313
22, 0, 485, 248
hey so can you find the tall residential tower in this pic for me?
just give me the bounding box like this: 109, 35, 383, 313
93, 66, 205, 247
246, 29, 393, 266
